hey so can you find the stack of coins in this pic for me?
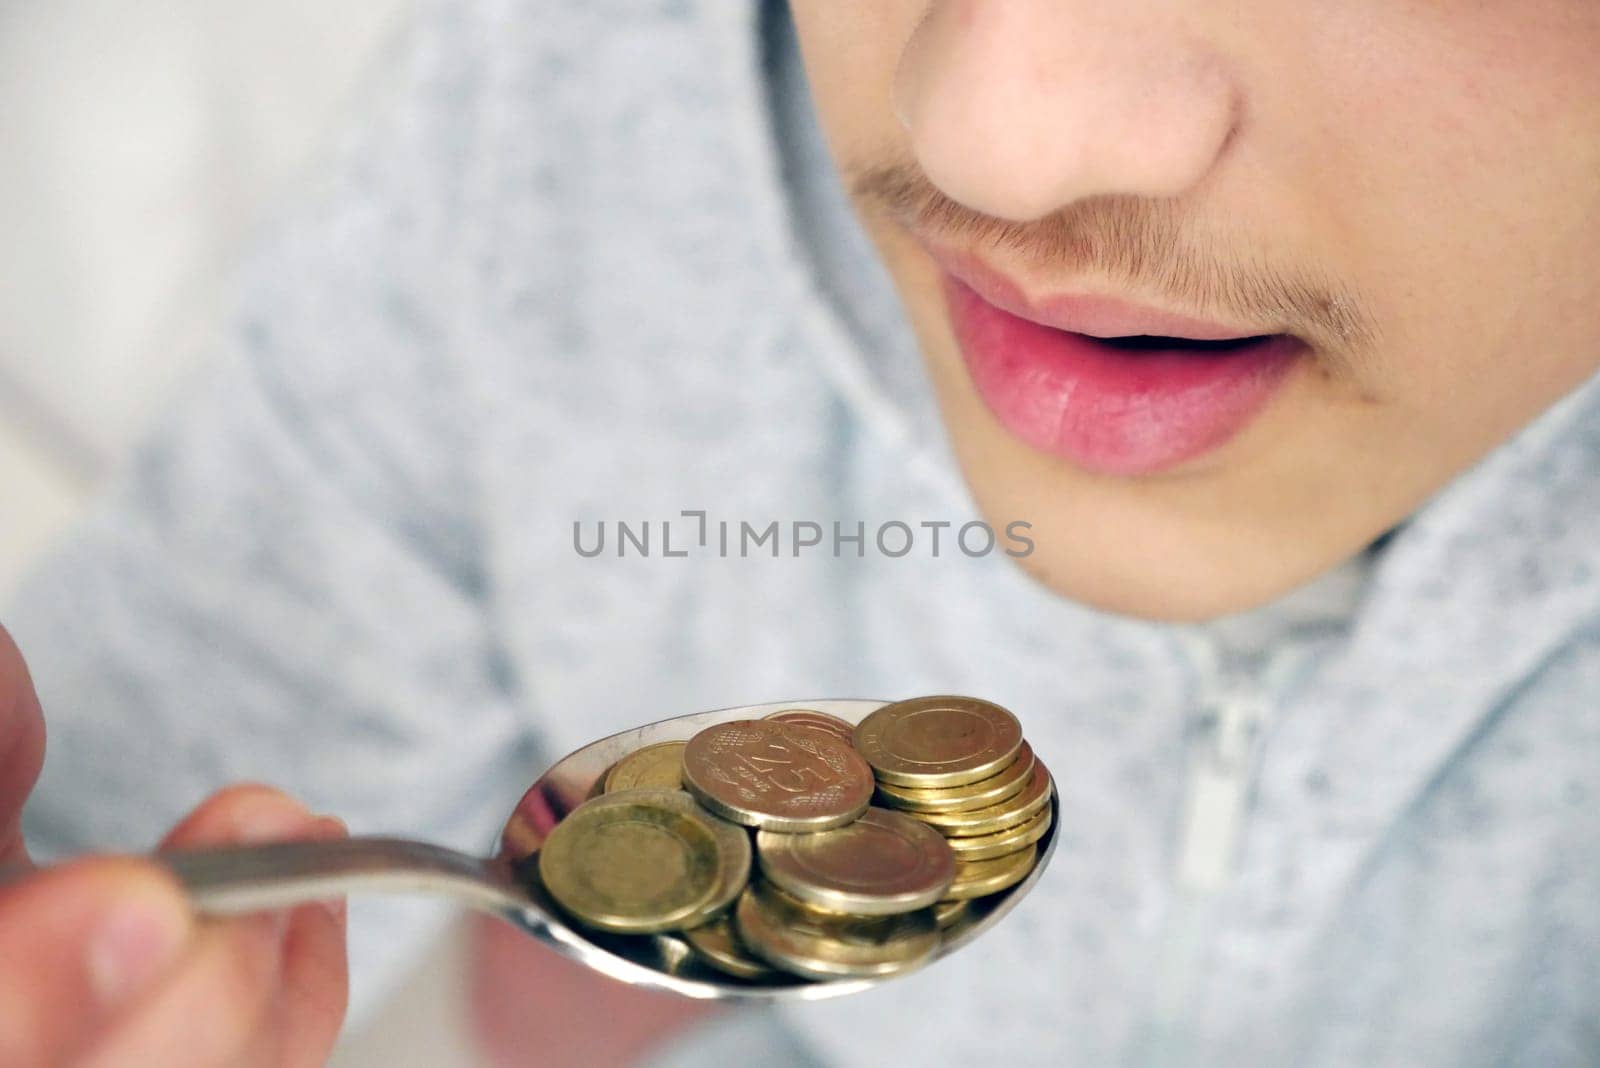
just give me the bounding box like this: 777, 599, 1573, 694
855, 697, 1053, 925
533, 697, 1050, 984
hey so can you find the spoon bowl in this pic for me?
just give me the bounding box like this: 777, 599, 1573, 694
491, 698, 1059, 1000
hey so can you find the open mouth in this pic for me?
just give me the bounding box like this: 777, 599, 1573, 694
940, 277, 1302, 476
1087, 333, 1279, 354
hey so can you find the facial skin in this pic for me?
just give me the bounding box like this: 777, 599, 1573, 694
788, 1, 1600, 621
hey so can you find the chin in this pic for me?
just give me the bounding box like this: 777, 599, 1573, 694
1005, 547, 1261, 623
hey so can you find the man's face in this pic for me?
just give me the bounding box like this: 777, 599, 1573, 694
789, 1, 1600, 621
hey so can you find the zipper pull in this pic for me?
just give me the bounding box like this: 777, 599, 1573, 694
1175, 688, 1271, 892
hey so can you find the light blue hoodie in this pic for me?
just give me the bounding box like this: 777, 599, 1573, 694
8, 3, 1597, 1066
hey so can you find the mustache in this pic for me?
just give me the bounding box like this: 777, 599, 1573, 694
848, 161, 1378, 351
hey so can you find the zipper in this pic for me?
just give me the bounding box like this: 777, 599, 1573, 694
1175, 683, 1273, 892
1171, 628, 1319, 890
1132, 632, 1312, 1067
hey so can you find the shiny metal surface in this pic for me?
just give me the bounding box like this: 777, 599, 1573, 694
121, 698, 1059, 1002
755, 808, 955, 916
535, 790, 732, 934
875, 741, 1037, 814
761, 707, 857, 745
912, 759, 1053, 836
853, 696, 1024, 788
733, 880, 939, 981
679, 719, 875, 832
601, 740, 687, 793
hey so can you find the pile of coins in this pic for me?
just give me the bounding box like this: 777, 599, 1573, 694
534, 696, 1052, 983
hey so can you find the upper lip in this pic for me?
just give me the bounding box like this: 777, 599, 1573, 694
925, 243, 1278, 342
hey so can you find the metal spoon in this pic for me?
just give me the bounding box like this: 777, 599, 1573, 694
64, 698, 1060, 1001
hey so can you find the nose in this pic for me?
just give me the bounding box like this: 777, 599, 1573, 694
893, 1, 1241, 220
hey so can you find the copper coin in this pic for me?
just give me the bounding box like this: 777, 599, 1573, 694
734, 882, 939, 981
875, 742, 1035, 814
942, 844, 1038, 901
537, 792, 723, 933
853, 696, 1024, 788
681, 720, 874, 832
944, 805, 1053, 861
683, 914, 778, 980
756, 807, 956, 915
913, 760, 1052, 837
763, 708, 857, 746
603, 741, 687, 793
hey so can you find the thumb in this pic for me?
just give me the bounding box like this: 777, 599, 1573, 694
0, 622, 46, 867
0, 858, 194, 1067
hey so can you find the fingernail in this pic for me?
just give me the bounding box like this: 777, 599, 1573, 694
318, 896, 347, 925
312, 814, 349, 838
89, 899, 189, 1008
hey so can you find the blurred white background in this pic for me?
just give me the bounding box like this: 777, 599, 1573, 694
0, 1, 483, 1063
0, 0, 407, 597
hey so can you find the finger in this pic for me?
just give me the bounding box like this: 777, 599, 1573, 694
0, 622, 46, 867
280, 815, 350, 1066
245, 815, 350, 1068
80, 785, 323, 1068
157, 781, 321, 852
0, 857, 192, 1068
78, 908, 289, 1068
156, 784, 349, 1067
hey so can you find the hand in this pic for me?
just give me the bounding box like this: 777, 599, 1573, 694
0, 622, 349, 1067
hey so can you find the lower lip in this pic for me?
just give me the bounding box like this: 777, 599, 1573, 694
943, 277, 1300, 476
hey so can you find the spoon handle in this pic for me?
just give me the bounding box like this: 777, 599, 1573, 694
153, 836, 533, 918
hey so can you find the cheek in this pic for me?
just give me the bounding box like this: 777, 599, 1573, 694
1290, 3, 1600, 415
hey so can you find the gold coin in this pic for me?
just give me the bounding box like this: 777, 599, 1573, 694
942, 844, 1038, 901
944, 804, 1053, 862
538, 789, 746, 933
681, 720, 874, 832
683, 914, 777, 981
756, 807, 956, 915
875, 742, 1035, 813
912, 759, 1052, 837
932, 899, 971, 928
734, 882, 939, 981
853, 696, 1024, 788
762, 708, 857, 746
630, 788, 751, 925
603, 741, 687, 793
